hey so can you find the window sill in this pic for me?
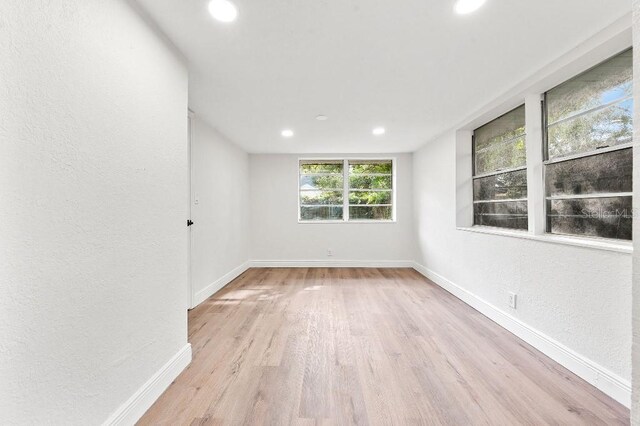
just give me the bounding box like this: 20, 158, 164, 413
456, 226, 632, 254
298, 220, 397, 224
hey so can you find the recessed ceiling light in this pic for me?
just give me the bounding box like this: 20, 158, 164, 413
208, 0, 238, 23
372, 127, 386, 136
454, 0, 486, 14
316, 115, 328, 121
281, 129, 294, 138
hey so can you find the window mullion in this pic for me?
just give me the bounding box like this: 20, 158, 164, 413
525, 93, 545, 235
343, 159, 349, 222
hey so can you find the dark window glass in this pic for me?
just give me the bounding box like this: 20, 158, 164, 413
473, 201, 528, 230
473, 169, 527, 201
546, 148, 632, 197
547, 197, 632, 240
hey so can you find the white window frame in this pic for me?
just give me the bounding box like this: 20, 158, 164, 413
298, 157, 397, 224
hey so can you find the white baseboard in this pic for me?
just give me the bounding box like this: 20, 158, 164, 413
192, 261, 250, 308
250, 259, 415, 268
412, 263, 631, 408
102, 343, 192, 426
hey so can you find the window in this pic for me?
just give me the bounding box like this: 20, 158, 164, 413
459, 47, 634, 246
299, 159, 394, 222
544, 49, 633, 240
472, 105, 528, 230
299, 160, 344, 221
349, 160, 393, 220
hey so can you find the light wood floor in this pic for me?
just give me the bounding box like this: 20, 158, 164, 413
139, 268, 629, 425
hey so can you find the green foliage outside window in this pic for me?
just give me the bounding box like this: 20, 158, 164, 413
299, 160, 394, 221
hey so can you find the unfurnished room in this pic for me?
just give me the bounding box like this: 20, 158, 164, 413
3, 0, 640, 424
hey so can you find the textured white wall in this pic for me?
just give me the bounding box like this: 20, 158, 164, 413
632, 0, 640, 421
190, 116, 250, 300
413, 132, 632, 384
0, 0, 189, 423
249, 154, 415, 263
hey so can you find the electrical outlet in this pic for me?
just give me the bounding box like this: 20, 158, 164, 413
508, 292, 517, 309
327, 248, 333, 257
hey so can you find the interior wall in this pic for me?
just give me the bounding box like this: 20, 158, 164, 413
190, 116, 250, 305
0, 1, 189, 423
413, 132, 632, 398
249, 153, 415, 264
632, 0, 640, 420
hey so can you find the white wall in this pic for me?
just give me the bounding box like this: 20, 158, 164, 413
413, 132, 632, 401
0, 1, 189, 423
190, 116, 250, 305
249, 154, 414, 264
632, 0, 640, 421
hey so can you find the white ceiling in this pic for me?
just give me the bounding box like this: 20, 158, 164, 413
137, 0, 630, 154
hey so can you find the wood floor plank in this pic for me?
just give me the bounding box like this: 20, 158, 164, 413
138, 268, 629, 425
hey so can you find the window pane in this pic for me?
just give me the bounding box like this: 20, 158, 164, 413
473, 201, 528, 230
473, 169, 527, 201
300, 206, 343, 221
349, 191, 392, 205
475, 136, 526, 175
546, 49, 632, 124
547, 196, 632, 240
299, 174, 343, 190
300, 190, 343, 205
546, 148, 632, 197
474, 105, 526, 151
300, 162, 343, 174
349, 161, 392, 174
349, 175, 392, 190
474, 105, 526, 175
547, 98, 633, 159
544, 50, 634, 240
349, 206, 392, 220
